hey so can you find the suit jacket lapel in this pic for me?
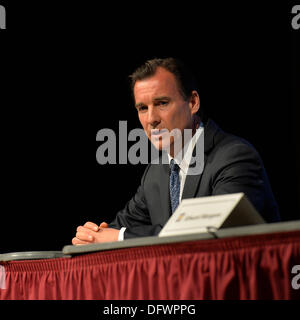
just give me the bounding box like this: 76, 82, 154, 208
182, 118, 218, 200
181, 174, 202, 200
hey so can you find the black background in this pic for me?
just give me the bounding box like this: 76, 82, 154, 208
0, 1, 299, 253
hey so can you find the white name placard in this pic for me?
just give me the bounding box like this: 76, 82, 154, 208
159, 193, 265, 237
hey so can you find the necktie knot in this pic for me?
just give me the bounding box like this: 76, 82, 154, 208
170, 159, 179, 173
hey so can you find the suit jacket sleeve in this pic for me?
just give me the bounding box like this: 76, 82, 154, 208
108, 165, 163, 239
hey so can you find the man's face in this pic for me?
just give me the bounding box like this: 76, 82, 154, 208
134, 67, 196, 153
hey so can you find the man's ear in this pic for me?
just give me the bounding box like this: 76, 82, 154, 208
189, 90, 200, 115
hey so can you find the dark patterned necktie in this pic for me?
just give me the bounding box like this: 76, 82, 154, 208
169, 159, 181, 213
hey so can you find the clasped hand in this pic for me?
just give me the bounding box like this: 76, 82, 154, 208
72, 222, 120, 245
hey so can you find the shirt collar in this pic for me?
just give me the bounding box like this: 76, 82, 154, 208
167, 122, 204, 174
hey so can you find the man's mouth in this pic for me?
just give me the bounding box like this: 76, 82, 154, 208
150, 129, 168, 136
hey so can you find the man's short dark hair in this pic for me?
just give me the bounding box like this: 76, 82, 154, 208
129, 57, 204, 119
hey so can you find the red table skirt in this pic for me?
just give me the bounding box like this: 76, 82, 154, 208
1, 230, 300, 300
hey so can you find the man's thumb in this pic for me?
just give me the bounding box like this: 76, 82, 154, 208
99, 222, 109, 228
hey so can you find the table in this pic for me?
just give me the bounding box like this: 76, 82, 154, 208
1, 224, 300, 299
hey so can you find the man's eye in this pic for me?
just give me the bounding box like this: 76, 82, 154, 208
138, 106, 147, 112
158, 101, 168, 106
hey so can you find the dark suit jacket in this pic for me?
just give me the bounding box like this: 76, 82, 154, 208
109, 119, 280, 239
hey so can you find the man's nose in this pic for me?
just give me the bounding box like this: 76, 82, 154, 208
147, 107, 160, 128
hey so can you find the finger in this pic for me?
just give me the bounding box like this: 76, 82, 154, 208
99, 222, 109, 228
76, 231, 94, 242
72, 237, 90, 245
83, 221, 99, 231
77, 225, 95, 233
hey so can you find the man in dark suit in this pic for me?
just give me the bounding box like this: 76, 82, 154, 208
72, 58, 280, 245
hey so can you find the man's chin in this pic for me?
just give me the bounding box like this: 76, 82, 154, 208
152, 139, 172, 152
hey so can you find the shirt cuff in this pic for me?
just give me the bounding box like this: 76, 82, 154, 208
118, 227, 126, 241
